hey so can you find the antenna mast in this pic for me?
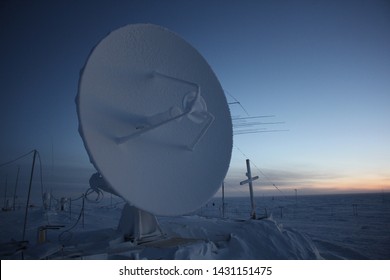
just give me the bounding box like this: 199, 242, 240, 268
240, 159, 259, 219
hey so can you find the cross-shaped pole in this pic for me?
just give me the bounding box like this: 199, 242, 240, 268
240, 159, 259, 219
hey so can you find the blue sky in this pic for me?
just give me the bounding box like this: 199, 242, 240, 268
0, 0, 389, 198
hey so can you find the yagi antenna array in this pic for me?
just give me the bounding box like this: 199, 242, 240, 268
76, 24, 232, 216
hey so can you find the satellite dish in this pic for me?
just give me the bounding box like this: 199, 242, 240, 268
76, 24, 232, 216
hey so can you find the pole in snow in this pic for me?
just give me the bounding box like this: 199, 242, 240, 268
222, 181, 225, 218
240, 159, 259, 219
13, 166, 20, 211
22, 150, 37, 241
3, 175, 8, 210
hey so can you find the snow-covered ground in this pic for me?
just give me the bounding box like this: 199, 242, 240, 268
196, 192, 390, 259
1, 192, 389, 260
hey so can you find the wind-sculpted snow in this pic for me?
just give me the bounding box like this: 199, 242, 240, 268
0, 193, 389, 259
159, 216, 321, 259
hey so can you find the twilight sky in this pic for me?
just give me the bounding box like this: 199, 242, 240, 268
0, 0, 389, 199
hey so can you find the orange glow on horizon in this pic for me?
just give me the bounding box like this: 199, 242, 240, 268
283, 175, 390, 195
223, 171, 390, 197
245, 176, 390, 196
